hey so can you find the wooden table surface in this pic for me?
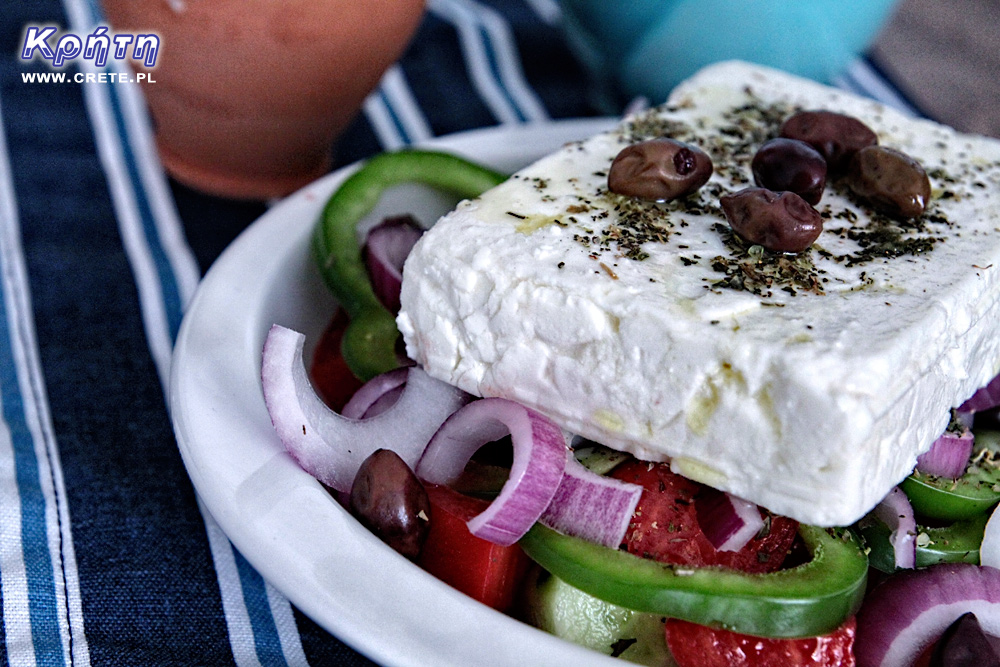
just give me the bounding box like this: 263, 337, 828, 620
872, 0, 1000, 137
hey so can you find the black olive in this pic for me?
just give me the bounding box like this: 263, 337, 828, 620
929, 612, 1000, 667
720, 187, 824, 254
780, 110, 878, 173
846, 145, 931, 219
607, 138, 713, 201
752, 138, 828, 205
349, 448, 431, 560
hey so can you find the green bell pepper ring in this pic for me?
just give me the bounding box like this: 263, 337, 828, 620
518, 523, 868, 639
313, 149, 507, 380
857, 512, 987, 573
900, 429, 1000, 522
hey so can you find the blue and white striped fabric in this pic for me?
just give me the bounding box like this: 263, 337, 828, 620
0, 0, 921, 664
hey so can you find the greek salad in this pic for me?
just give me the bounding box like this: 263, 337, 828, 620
259, 104, 1000, 667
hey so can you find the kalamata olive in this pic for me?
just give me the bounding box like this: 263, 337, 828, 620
780, 110, 878, 173
751, 138, 827, 205
720, 187, 824, 253
349, 448, 431, 560
607, 138, 713, 201
929, 612, 1000, 667
846, 145, 931, 219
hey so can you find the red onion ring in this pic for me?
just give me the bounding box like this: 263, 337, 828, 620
916, 427, 974, 479
960, 372, 1000, 413
341, 367, 409, 419
417, 398, 568, 546
872, 486, 917, 570
695, 488, 765, 553
980, 505, 1000, 569
856, 563, 1000, 667
538, 453, 642, 549
261, 324, 471, 492
363, 215, 424, 313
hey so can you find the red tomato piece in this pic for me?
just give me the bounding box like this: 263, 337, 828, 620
418, 484, 531, 612
609, 460, 799, 573
610, 461, 854, 665
665, 617, 857, 667
309, 309, 365, 412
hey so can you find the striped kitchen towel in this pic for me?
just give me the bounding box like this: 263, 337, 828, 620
0, 0, 923, 664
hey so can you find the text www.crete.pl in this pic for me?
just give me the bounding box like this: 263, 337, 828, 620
21, 71, 155, 84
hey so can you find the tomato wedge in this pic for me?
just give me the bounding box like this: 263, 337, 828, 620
665, 617, 857, 667
610, 461, 799, 573
418, 484, 531, 612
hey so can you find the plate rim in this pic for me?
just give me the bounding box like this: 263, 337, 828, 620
169, 118, 630, 667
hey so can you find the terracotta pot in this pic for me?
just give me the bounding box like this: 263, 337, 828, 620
103, 0, 426, 200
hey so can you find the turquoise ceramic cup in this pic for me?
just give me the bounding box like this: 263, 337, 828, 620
557, 0, 900, 109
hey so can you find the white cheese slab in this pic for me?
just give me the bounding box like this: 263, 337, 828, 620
397, 61, 1000, 526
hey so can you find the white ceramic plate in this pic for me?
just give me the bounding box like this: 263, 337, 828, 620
170, 118, 624, 667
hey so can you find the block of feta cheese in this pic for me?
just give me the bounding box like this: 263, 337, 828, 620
396, 61, 1000, 526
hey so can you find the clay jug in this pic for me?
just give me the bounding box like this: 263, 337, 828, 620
103, 0, 426, 199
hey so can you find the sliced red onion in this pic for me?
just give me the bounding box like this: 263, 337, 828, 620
855, 563, 1000, 667
416, 398, 568, 546
537, 453, 642, 549
261, 324, 471, 492
916, 427, 974, 479
363, 215, 423, 313
359, 385, 406, 419
980, 505, 1000, 569
340, 367, 409, 419
960, 372, 1000, 413
871, 486, 917, 570
695, 488, 765, 552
